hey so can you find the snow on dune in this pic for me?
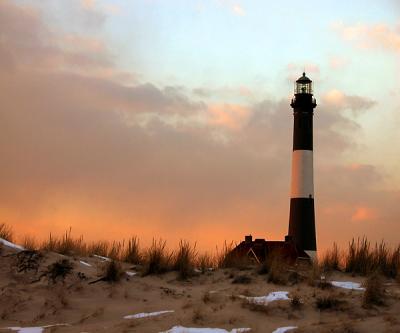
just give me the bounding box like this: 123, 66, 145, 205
160, 327, 251, 333
243, 291, 290, 305
79, 260, 92, 267
124, 310, 174, 319
331, 281, 365, 291
272, 326, 298, 333
5, 324, 68, 332
0, 238, 25, 251
93, 254, 111, 261
125, 271, 137, 276
6, 328, 44, 333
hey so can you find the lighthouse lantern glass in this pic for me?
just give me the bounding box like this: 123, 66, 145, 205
295, 82, 312, 95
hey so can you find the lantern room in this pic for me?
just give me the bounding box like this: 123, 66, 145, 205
295, 72, 313, 95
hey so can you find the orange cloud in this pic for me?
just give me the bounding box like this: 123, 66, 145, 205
208, 104, 252, 130
351, 206, 377, 223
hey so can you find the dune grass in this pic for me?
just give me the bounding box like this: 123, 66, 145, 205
1, 222, 399, 280
173, 240, 197, 280
142, 239, 173, 275
0, 223, 14, 242
122, 236, 142, 264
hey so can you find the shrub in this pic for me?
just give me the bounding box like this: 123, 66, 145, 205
291, 295, 302, 310
173, 240, 197, 280
107, 241, 123, 261
142, 239, 172, 275
363, 272, 385, 307
344, 238, 400, 278
316, 295, 342, 310
345, 238, 372, 276
257, 259, 270, 275
46, 259, 74, 283
15, 250, 43, 273
242, 301, 269, 315
40, 229, 87, 256
321, 243, 342, 271
197, 252, 215, 273
232, 275, 252, 284
0, 223, 13, 242
267, 255, 288, 285
122, 236, 141, 264
103, 260, 124, 283
22, 235, 38, 251
217, 241, 252, 270
88, 241, 109, 258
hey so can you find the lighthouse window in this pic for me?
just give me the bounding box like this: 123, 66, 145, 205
296, 82, 312, 94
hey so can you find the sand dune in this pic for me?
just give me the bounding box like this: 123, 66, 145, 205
1, 241, 400, 333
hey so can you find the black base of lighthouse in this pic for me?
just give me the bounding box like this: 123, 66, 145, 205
288, 198, 316, 253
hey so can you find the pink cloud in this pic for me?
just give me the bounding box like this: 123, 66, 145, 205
329, 56, 350, 70
208, 104, 252, 130
334, 21, 400, 52
351, 206, 377, 222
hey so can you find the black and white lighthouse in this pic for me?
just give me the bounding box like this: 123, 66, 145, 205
288, 72, 317, 259
231, 73, 318, 263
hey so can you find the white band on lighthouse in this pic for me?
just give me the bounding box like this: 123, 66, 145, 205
290, 150, 314, 198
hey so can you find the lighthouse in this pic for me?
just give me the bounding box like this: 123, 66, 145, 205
230, 73, 318, 263
288, 72, 317, 259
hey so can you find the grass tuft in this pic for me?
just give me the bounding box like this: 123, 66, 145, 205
267, 253, 288, 285
232, 274, 252, 284
0, 223, 14, 242
316, 295, 342, 310
46, 259, 74, 283
197, 252, 215, 273
173, 240, 197, 280
40, 229, 87, 256
363, 272, 385, 307
142, 239, 172, 275
321, 242, 342, 272
22, 235, 38, 251
103, 260, 124, 283
122, 236, 142, 264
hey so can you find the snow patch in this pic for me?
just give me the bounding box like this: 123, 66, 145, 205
0, 238, 25, 251
5, 324, 68, 332
93, 254, 111, 261
124, 310, 174, 319
331, 281, 365, 291
272, 326, 298, 333
125, 271, 137, 276
79, 260, 92, 267
160, 326, 251, 333
243, 291, 290, 305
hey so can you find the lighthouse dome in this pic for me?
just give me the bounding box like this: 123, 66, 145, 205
295, 72, 313, 94
296, 72, 312, 83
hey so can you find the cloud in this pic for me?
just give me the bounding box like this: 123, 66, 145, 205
351, 206, 377, 222
329, 56, 350, 70
207, 104, 252, 130
333, 21, 400, 52
1, 0, 399, 251
322, 90, 377, 113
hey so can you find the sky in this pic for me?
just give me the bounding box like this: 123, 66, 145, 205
0, 0, 399, 252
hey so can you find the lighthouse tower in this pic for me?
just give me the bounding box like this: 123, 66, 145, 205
288, 72, 317, 259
